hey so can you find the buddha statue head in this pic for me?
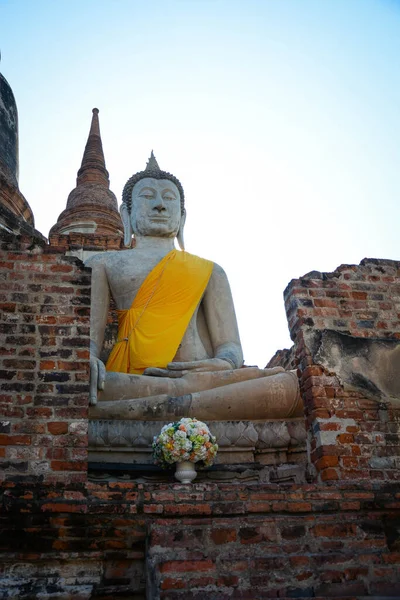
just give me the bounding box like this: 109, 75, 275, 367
121, 152, 186, 249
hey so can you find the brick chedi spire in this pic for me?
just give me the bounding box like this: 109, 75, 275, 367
76, 108, 109, 187
49, 108, 123, 240
0, 69, 35, 229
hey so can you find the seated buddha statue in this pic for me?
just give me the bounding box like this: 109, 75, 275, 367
88, 153, 302, 421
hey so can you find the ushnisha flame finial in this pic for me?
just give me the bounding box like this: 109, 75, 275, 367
145, 150, 160, 172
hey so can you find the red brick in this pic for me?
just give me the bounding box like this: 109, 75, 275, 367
211, 528, 237, 544
342, 457, 359, 468
39, 360, 56, 370
164, 504, 212, 516
125, 492, 138, 501
343, 491, 374, 499
250, 492, 281, 500
337, 433, 354, 444
314, 307, 339, 317
108, 481, 136, 490
290, 556, 311, 568
288, 502, 312, 512
50, 460, 87, 471
320, 468, 339, 481
13, 422, 46, 434
382, 553, 400, 564
320, 422, 341, 431
90, 490, 123, 500
297, 571, 313, 581
47, 422, 69, 435
161, 578, 185, 590
41, 502, 87, 513
57, 361, 86, 371
351, 291, 368, 300
143, 504, 164, 514
0, 434, 31, 445
26, 407, 53, 418
246, 501, 271, 513
316, 456, 339, 470
0, 302, 16, 312
313, 523, 357, 537
160, 560, 215, 574
219, 560, 248, 572
50, 264, 74, 273
340, 501, 361, 510
314, 298, 338, 308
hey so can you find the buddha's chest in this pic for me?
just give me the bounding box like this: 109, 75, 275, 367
105, 252, 170, 310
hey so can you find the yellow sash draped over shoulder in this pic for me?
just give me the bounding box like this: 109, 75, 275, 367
105, 249, 213, 375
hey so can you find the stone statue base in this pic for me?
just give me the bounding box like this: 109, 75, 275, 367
88, 418, 306, 466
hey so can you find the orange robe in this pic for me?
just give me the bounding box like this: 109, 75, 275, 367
105, 249, 213, 374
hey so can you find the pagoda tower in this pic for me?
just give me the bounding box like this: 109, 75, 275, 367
0, 69, 36, 232
49, 108, 124, 256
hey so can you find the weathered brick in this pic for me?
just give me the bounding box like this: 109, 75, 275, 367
313, 523, 357, 537
337, 433, 355, 444
320, 468, 339, 481
0, 434, 31, 445
50, 460, 87, 471
47, 422, 69, 435
160, 560, 215, 573
316, 456, 339, 470
211, 528, 237, 544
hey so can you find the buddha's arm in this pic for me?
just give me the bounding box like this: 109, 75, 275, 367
86, 256, 110, 404
200, 263, 243, 368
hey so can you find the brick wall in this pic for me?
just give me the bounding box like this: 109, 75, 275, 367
284, 258, 400, 483
48, 232, 127, 253
1, 225, 400, 598
48, 231, 132, 363
285, 258, 400, 341
0, 231, 90, 484
1, 480, 399, 599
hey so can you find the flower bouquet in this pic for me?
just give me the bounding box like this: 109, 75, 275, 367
152, 417, 218, 483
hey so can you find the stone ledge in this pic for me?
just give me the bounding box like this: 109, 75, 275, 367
88, 418, 307, 466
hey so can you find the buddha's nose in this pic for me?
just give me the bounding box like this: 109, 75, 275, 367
153, 195, 166, 212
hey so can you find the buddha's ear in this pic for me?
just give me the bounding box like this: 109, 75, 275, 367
120, 203, 133, 248
177, 209, 186, 251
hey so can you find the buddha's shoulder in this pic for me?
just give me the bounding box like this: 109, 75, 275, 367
84, 249, 133, 269
210, 261, 226, 276
203, 260, 228, 283
183, 252, 226, 277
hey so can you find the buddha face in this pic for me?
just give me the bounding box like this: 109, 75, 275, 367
130, 177, 182, 238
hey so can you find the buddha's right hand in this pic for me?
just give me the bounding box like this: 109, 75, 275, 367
90, 355, 106, 405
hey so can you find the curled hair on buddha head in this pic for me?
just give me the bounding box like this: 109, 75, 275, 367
122, 151, 185, 215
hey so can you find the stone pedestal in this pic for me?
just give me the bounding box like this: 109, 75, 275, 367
88, 418, 306, 467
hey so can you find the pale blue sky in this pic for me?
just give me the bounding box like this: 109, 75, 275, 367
1, 0, 400, 366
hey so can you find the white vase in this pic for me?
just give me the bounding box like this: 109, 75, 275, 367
175, 460, 197, 484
